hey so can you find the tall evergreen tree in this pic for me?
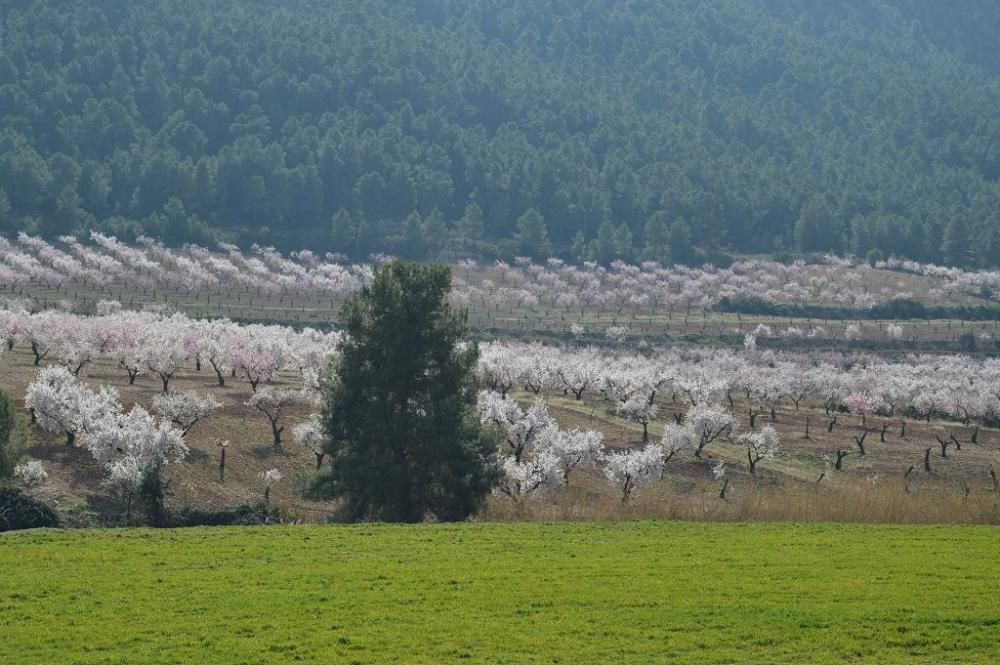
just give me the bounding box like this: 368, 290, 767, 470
515, 208, 552, 259
642, 211, 670, 264
669, 219, 694, 265
330, 208, 355, 254
422, 207, 447, 255
315, 261, 498, 522
0, 391, 25, 481
942, 215, 972, 267
795, 196, 844, 253
455, 200, 485, 244
570, 230, 590, 263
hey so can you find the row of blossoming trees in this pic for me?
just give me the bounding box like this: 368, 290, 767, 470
4, 298, 998, 510
1, 307, 341, 511
5, 233, 1000, 322
473, 339, 1000, 500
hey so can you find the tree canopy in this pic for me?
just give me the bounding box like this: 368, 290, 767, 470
315, 261, 498, 522
1, 1, 999, 266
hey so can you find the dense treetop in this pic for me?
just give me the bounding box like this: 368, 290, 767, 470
1, 0, 999, 266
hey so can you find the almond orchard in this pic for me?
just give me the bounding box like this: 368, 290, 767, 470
2, 238, 1000, 524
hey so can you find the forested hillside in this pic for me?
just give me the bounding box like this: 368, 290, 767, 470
2, 0, 999, 265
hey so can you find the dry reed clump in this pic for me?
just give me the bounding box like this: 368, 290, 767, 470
481, 474, 1000, 525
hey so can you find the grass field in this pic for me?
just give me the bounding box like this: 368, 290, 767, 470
2, 522, 999, 664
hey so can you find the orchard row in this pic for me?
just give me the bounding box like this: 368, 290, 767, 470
4, 233, 1000, 318
4, 303, 999, 508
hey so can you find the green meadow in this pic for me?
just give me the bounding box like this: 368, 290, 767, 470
1, 522, 998, 664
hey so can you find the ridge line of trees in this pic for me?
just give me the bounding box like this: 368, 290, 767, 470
1, 1, 998, 267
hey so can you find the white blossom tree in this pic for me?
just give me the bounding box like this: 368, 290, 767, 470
685, 403, 739, 458
616, 393, 658, 442
24, 366, 120, 446
260, 468, 282, 503
227, 328, 288, 392
246, 387, 305, 447
477, 391, 557, 463
495, 452, 563, 500
736, 425, 780, 475
293, 415, 327, 468
545, 428, 604, 483
143, 328, 190, 393
602, 444, 665, 503
152, 391, 222, 437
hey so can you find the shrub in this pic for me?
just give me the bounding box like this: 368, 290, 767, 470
0, 488, 60, 532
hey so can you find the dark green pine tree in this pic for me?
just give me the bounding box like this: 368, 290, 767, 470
402, 210, 426, 259
942, 215, 972, 267
330, 208, 355, 255
642, 211, 670, 264
315, 261, 499, 522
570, 230, 590, 263
422, 207, 447, 256
515, 208, 552, 259
455, 200, 485, 245
0, 390, 25, 481
795, 195, 844, 253
669, 218, 694, 265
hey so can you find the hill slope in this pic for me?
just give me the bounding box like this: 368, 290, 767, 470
1, 1, 999, 264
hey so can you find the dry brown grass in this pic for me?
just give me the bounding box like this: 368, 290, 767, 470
483, 474, 1000, 525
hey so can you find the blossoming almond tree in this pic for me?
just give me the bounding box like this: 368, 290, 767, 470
736, 425, 780, 475
616, 393, 658, 442
227, 328, 288, 392
152, 391, 222, 437
545, 428, 604, 484
477, 391, 557, 463
24, 366, 121, 446
495, 452, 563, 500
685, 403, 739, 458
246, 387, 306, 447
260, 468, 282, 503
293, 416, 327, 468
603, 444, 665, 503
142, 328, 191, 393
